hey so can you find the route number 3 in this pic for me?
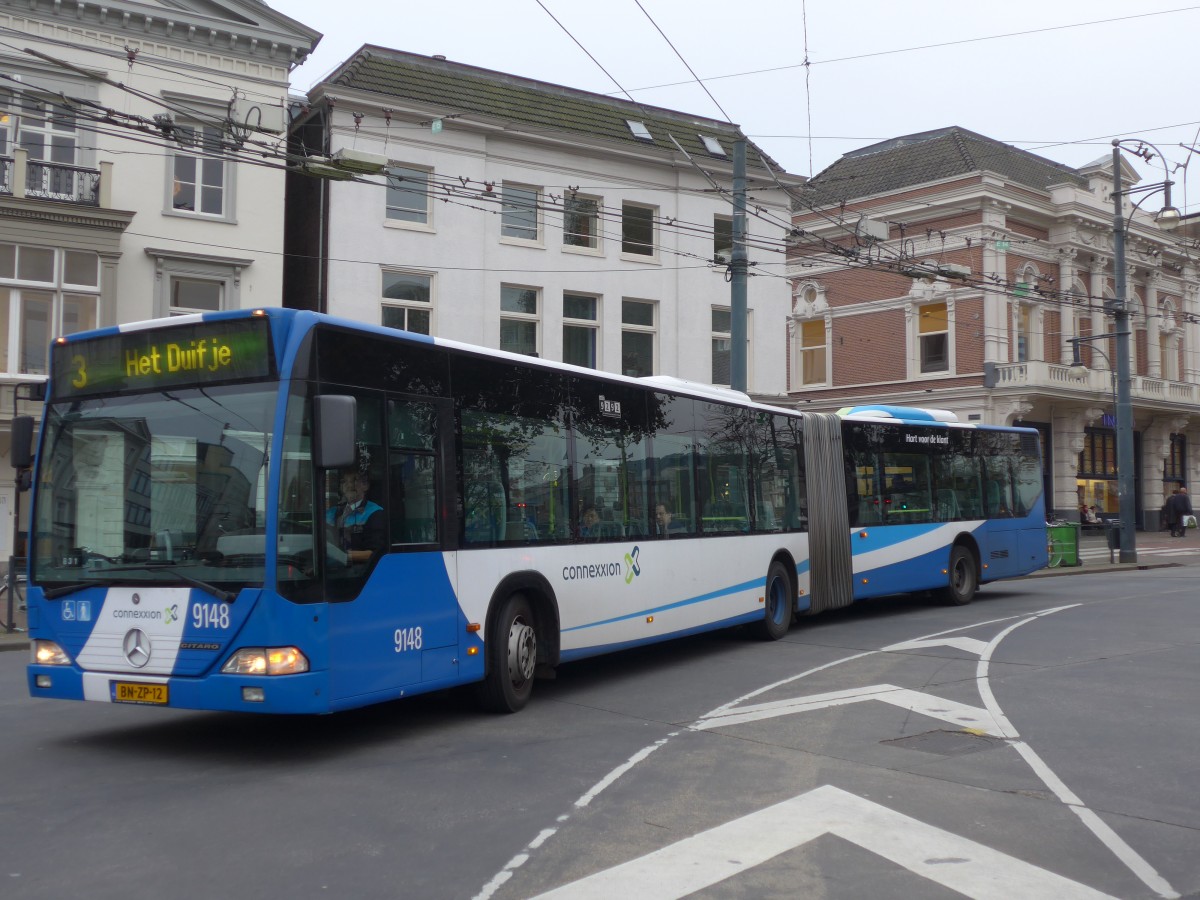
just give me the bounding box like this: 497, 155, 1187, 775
71, 354, 88, 389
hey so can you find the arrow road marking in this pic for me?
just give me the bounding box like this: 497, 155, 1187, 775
695, 683, 1007, 735
531, 785, 1116, 900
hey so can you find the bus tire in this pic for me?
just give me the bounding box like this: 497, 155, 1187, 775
753, 560, 794, 640
941, 545, 977, 606
477, 592, 537, 713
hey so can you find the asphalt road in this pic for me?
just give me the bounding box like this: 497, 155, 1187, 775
2, 565, 1197, 899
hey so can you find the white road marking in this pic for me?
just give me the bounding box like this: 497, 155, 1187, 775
474, 605, 1174, 900
885, 635, 991, 655
975, 614, 1180, 899
694, 683, 1007, 736
530, 785, 1116, 900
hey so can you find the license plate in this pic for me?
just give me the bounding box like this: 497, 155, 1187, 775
112, 682, 169, 705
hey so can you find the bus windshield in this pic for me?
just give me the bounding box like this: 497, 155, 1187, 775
31, 384, 278, 593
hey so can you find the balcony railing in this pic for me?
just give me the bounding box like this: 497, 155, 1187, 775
991, 361, 1198, 406
0, 152, 103, 207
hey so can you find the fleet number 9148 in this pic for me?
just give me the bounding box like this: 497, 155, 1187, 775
395, 627, 423, 653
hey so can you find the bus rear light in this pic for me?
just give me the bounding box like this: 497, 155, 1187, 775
33, 640, 70, 666
221, 647, 309, 676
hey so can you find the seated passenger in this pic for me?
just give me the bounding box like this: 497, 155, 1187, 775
580, 505, 601, 539
655, 503, 685, 537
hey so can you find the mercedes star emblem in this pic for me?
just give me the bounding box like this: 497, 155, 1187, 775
123, 629, 152, 668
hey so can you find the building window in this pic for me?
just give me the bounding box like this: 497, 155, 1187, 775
0, 243, 99, 376
1078, 427, 1118, 515
713, 215, 733, 264
712, 307, 731, 385
146, 249, 249, 317
1160, 333, 1180, 381
625, 120, 654, 142
563, 292, 598, 368
1017, 303, 1032, 362
15, 94, 77, 164
385, 165, 431, 225
1164, 434, 1186, 487
621, 299, 655, 376
711, 307, 753, 388
794, 318, 826, 387
918, 301, 949, 373
171, 277, 223, 314
171, 123, 227, 217
621, 202, 656, 258
500, 284, 540, 356
563, 194, 600, 251
382, 271, 432, 335
501, 183, 540, 242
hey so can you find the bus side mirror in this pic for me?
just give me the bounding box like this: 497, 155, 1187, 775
11, 415, 35, 470
314, 395, 356, 469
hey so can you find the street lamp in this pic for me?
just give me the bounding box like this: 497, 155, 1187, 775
1107, 138, 1182, 563
1067, 337, 1117, 401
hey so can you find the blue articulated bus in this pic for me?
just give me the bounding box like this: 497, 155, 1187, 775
20, 309, 1047, 714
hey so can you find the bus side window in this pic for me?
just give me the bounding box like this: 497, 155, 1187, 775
387, 399, 438, 546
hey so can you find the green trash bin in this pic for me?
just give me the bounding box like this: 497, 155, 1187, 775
1046, 522, 1080, 567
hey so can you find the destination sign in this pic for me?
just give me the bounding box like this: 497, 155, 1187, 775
51, 317, 274, 399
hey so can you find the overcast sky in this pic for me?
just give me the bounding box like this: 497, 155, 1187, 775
279, 0, 1200, 213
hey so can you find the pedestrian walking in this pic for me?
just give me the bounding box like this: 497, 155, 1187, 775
1166, 486, 1194, 537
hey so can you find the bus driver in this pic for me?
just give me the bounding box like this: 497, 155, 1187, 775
328, 470, 386, 564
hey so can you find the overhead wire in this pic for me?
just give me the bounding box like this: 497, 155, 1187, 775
614, 6, 1200, 94
4, 11, 1194, 335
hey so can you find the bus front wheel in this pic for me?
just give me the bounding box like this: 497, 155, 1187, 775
752, 560, 794, 640
941, 545, 978, 606
477, 592, 537, 713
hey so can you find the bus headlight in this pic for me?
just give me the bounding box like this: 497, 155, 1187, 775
32, 640, 71, 666
221, 647, 309, 676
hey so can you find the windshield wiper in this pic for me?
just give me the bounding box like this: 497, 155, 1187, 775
43, 582, 90, 601
47, 564, 238, 604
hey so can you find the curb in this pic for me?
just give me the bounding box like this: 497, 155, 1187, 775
1029, 561, 1181, 578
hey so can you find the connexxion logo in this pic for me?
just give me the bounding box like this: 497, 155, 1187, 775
561, 546, 643, 585
623, 546, 641, 584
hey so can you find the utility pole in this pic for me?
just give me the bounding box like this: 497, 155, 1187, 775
730, 137, 748, 392
1109, 146, 1137, 563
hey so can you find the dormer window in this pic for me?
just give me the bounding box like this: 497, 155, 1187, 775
700, 135, 726, 157
626, 120, 653, 142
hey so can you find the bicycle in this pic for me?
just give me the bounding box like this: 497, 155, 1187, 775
1046, 535, 1064, 568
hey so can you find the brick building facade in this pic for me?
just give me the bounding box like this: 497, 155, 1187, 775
786, 127, 1199, 528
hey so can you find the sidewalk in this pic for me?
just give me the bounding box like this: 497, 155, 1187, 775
2, 531, 1196, 652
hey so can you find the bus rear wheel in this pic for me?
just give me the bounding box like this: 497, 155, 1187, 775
752, 560, 794, 640
477, 592, 537, 713
941, 545, 978, 606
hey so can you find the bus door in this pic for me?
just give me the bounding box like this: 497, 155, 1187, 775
326, 395, 459, 703
980, 455, 1020, 577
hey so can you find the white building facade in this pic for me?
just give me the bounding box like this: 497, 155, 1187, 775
0, 0, 320, 557
286, 47, 801, 394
